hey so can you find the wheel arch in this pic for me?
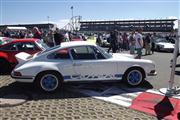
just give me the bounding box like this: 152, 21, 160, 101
34, 70, 64, 83
0, 57, 11, 71
124, 66, 146, 78
0, 57, 8, 62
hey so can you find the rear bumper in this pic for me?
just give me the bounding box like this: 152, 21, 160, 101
11, 74, 34, 83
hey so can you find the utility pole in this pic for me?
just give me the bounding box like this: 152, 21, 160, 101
47, 16, 50, 29
71, 6, 74, 32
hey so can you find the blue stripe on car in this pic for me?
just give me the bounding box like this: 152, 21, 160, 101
63, 76, 71, 79
64, 74, 123, 80
115, 74, 123, 78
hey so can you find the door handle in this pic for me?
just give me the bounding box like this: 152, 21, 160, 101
73, 63, 82, 66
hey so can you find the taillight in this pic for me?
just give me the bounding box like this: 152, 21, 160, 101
13, 71, 22, 76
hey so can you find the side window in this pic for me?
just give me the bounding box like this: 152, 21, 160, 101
92, 46, 106, 59
1, 44, 17, 51
15, 42, 37, 51
48, 49, 70, 59
16, 43, 24, 51
70, 46, 96, 60
24, 42, 39, 51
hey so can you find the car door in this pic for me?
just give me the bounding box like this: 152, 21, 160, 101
47, 48, 74, 81
70, 46, 117, 81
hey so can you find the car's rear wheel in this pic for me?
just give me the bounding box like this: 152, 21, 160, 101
123, 68, 145, 86
36, 71, 62, 92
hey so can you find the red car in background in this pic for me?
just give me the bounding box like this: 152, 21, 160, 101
0, 38, 48, 73
71, 35, 83, 41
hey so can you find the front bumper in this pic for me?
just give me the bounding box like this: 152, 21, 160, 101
160, 48, 174, 52
147, 70, 157, 76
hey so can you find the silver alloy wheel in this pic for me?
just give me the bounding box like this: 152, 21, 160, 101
127, 69, 143, 86
40, 74, 59, 92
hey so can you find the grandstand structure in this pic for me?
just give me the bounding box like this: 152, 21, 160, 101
80, 19, 177, 32
0, 19, 177, 33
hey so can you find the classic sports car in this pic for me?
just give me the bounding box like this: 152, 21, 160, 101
0, 38, 48, 72
11, 41, 156, 92
154, 38, 174, 52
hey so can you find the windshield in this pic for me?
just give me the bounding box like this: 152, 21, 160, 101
156, 39, 168, 43
96, 46, 112, 58
0, 38, 13, 45
36, 39, 49, 50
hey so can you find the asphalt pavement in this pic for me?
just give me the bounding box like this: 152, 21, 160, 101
141, 51, 180, 89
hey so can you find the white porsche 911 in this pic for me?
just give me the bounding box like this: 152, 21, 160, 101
154, 38, 174, 52
11, 41, 156, 92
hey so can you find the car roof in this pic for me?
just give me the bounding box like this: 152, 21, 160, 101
60, 41, 96, 48
0, 38, 39, 47
12, 38, 39, 42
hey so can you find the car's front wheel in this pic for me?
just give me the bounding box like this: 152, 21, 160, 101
123, 68, 145, 86
36, 71, 62, 92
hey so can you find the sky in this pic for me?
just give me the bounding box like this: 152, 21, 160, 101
0, 0, 179, 28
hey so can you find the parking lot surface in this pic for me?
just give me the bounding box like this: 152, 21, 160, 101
1, 51, 180, 120
0, 75, 157, 120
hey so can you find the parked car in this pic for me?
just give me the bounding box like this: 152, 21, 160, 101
101, 37, 110, 47
96, 36, 110, 47
11, 41, 156, 92
0, 38, 48, 72
71, 35, 83, 41
154, 38, 174, 52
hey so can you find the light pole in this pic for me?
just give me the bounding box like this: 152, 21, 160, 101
71, 6, 74, 20
47, 16, 50, 29
71, 6, 74, 31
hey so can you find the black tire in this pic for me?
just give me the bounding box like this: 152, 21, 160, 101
123, 67, 145, 87
0, 58, 11, 74
35, 71, 62, 92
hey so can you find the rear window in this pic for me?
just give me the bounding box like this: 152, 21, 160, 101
38, 45, 60, 55
47, 49, 70, 59
0, 38, 13, 45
